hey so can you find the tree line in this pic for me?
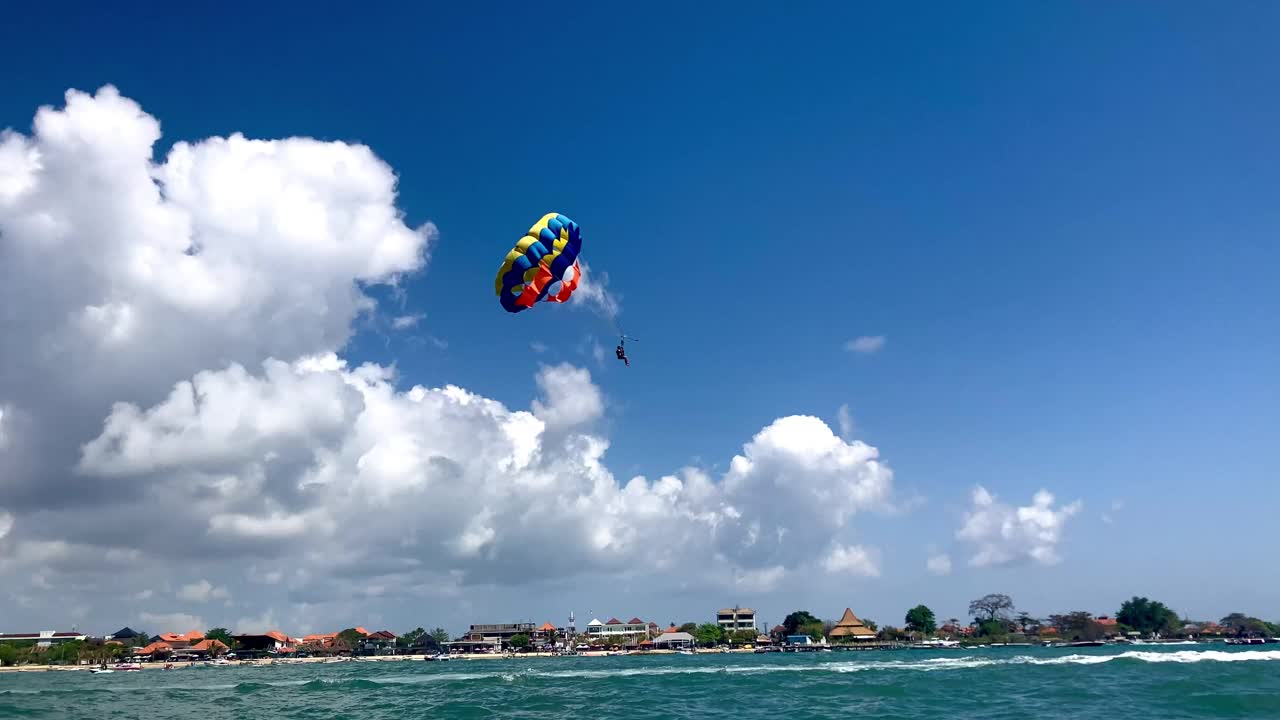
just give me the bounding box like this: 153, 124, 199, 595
762, 594, 1279, 645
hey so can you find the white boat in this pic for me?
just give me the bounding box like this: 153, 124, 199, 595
911, 638, 961, 649
676, 649, 694, 655
90, 668, 114, 674
113, 663, 143, 671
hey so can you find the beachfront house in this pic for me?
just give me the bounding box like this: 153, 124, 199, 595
829, 608, 877, 643
157, 631, 204, 649
650, 631, 696, 650
1095, 616, 1120, 639
584, 617, 651, 639
172, 639, 230, 661
356, 630, 398, 655
234, 631, 296, 657
716, 606, 757, 633
452, 622, 537, 653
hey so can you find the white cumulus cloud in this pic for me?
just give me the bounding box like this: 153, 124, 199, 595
956, 486, 1081, 568
531, 363, 604, 431
0, 86, 903, 633
177, 579, 231, 603
823, 544, 881, 577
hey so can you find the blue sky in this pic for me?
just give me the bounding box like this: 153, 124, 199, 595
1, 2, 1277, 632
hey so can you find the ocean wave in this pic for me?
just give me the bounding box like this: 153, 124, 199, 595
1027, 650, 1280, 666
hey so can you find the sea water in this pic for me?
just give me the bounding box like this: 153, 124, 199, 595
2, 645, 1279, 719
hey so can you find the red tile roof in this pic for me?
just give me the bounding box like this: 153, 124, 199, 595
302, 633, 337, 645
540, 622, 556, 632
628, 618, 644, 625
181, 630, 204, 642
354, 627, 370, 636
137, 641, 173, 655
188, 639, 229, 653
264, 631, 291, 644
606, 618, 622, 625
1096, 616, 1118, 627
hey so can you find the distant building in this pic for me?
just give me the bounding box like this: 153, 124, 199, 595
359, 630, 398, 655
157, 631, 204, 649
829, 608, 876, 642
716, 607, 757, 633
0, 631, 88, 648
453, 623, 537, 652
651, 631, 695, 649
109, 627, 145, 644
234, 631, 296, 657
584, 617, 650, 638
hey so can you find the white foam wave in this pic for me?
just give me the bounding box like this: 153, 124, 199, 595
1029, 650, 1280, 666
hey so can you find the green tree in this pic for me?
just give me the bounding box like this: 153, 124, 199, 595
205, 628, 236, 648
678, 622, 698, 635
508, 634, 531, 651
800, 621, 827, 642
1117, 597, 1180, 637
904, 605, 937, 635
1015, 612, 1037, 633
337, 628, 365, 653
694, 623, 725, 647
0, 645, 17, 667
430, 628, 451, 645
131, 631, 151, 648
1049, 612, 1103, 642
968, 594, 1015, 624
783, 611, 821, 635
864, 619, 878, 632
398, 627, 426, 648
729, 630, 756, 646
977, 620, 1010, 640
1220, 613, 1270, 638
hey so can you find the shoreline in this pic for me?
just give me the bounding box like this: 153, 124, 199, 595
0, 641, 1231, 674
0, 648, 752, 673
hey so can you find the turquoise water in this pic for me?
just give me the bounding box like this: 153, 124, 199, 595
3, 646, 1280, 719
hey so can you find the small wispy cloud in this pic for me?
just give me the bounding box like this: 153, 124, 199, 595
530, 341, 548, 354
836, 404, 854, 439
1101, 499, 1125, 525
845, 335, 886, 354
571, 260, 621, 321
391, 314, 425, 330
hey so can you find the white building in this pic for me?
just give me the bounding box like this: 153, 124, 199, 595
717, 607, 757, 633
0, 631, 88, 648
584, 617, 651, 638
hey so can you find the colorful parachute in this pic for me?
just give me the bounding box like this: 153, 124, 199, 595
495, 212, 582, 313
